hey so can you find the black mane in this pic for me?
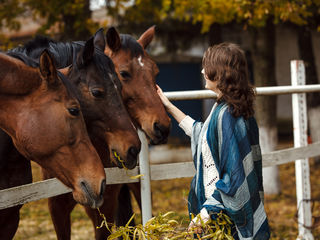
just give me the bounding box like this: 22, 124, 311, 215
120, 34, 144, 57
7, 51, 77, 98
7, 51, 39, 68
24, 35, 55, 54
9, 36, 116, 76
9, 36, 81, 68
8, 36, 120, 97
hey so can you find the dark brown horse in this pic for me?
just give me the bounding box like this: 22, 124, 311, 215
0, 50, 107, 239
82, 26, 171, 239
0, 33, 141, 240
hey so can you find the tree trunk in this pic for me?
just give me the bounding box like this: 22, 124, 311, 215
297, 27, 320, 164
62, 0, 91, 41
251, 20, 281, 194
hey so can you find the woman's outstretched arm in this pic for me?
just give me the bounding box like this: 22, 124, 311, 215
156, 85, 187, 124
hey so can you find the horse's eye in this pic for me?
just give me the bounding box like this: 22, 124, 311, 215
91, 89, 105, 98
68, 107, 80, 116
119, 71, 131, 79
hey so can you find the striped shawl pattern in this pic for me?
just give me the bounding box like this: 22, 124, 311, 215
188, 103, 270, 239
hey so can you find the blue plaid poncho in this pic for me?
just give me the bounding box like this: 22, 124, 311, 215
188, 102, 270, 239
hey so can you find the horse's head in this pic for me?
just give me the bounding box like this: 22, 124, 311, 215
105, 26, 171, 145
66, 33, 140, 169
0, 51, 106, 208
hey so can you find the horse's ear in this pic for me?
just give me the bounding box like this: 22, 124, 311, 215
39, 49, 59, 87
78, 37, 94, 66
106, 27, 121, 52
137, 25, 155, 49
94, 28, 106, 52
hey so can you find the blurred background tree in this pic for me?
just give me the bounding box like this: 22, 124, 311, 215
0, 0, 98, 42
0, 0, 25, 48
25, 0, 98, 40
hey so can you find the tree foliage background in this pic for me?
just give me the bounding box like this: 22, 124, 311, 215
0, 0, 98, 43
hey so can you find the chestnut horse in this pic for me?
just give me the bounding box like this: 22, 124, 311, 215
0, 33, 140, 239
103, 25, 171, 233
0, 50, 107, 239
46, 26, 171, 240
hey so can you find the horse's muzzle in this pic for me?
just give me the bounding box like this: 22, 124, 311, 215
125, 146, 139, 169
150, 122, 170, 145
79, 179, 106, 208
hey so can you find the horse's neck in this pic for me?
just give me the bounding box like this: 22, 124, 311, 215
0, 54, 41, 96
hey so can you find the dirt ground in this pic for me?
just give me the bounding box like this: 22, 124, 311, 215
13, 142, 320, 239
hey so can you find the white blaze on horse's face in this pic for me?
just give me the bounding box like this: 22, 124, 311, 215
138, 56, 144, 67
108, 72, 118, 90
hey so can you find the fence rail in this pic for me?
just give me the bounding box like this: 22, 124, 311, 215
1, 141, 320, 210
165, 84, 320, 100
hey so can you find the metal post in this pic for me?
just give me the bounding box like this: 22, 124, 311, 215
291, 60, 314, 240
138, 129, 152, 225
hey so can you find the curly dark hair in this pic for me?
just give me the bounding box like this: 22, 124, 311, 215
202, 42, 255, 119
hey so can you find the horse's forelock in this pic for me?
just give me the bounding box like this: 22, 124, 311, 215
119, 34, 144, 58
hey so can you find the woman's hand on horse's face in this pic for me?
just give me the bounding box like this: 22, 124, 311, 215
156, 85, 172, 109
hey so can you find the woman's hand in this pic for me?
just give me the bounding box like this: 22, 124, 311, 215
156, 85, 172, 110
188, 219, 203, 234
187, 209, 211, 234
156, 84, 187, 123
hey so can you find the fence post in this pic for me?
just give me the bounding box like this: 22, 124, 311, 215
138, 129, 152, 225
291, 60, 314, 240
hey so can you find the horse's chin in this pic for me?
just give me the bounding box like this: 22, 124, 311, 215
110, 149, 137, 170
72, 190, 104, 209
72, 180, 105, 209
146, 133, 168, 145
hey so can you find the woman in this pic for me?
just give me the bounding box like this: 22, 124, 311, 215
157, 43, 270, 239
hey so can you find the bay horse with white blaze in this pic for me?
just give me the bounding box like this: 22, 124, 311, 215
0, 50, 107, 239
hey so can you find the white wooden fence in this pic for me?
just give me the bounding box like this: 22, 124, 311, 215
1, 60, 320, 239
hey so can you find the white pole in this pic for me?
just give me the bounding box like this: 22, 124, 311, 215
138, 129, 152, 225
291, 60, 314, 240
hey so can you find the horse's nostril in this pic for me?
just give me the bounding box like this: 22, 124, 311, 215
100, 179, 106, 197
153, 122, 169, 141
128, 146, 139, 159
80, 180, 90, 195
125, 147, 139, 169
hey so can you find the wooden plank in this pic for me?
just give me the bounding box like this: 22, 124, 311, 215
150, 162, 195, 180
0, 167, 139, 210
1, 141, 320, 210
262, 142, 320, 167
